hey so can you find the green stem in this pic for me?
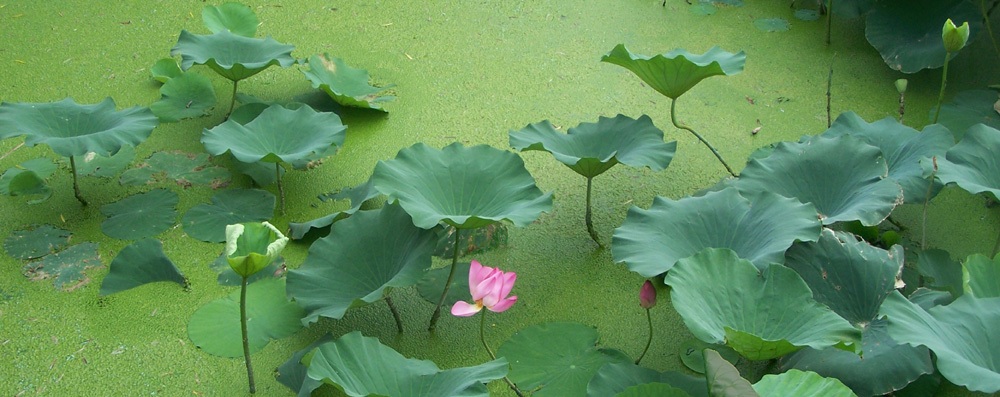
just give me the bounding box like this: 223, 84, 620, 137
229, 80, 239, 117
386, 295, 404, 334
276, 162, 285, 215
933, 54, 951, 124
922, 167, 936, 251
585, 177, 601, 246
635, 308, 653, 365
826, 59, 834, 128
992, 225, 1000, 258
898, 92, 905, 123
826, 0, 833, 45
69, 156, 87, 206
240, 276, 256, 394
480, 311, 525, 397
669, 98, 736, 178
983, 0, 1000, 62
429, 228, 462, 332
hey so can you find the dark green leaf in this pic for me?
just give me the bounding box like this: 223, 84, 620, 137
916, 249, 963, 297
22, 242, 100, 291
0, 158, 57, 196
587, 363, 708, 397
679, 339, 739, 374
99, 238, 186, 296
276, 334, 335, 396
181, 189, 275, 243
100, 189, 179, 240
865, 0, 982, 73
690, 2, 717, 16
150, 72, 217, 122
288, 178, 380, 239
416, 262, 470, 307
4, 224, 71, 260
932, 89, 1000, 140
120, 151, 230, 188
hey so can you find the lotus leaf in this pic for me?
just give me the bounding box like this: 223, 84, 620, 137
509, 114, 675, 178
303, 331, 507, 396
151, 58, 182, 83
276, 334, 334, 396
150, 72, 217, 122
690, 2, 717, 16
752, 369, 856, 397
665, 248, 861, 360
288, 178, 379, 240
432, 223, 508, 259
415, 262, 471, 307
932, 89, 1000, 139
301, 53, 395, 111
210, 253, 283, 287
497, 322, 632, 397
617, 383, 691, 397
181, 189, 275, 243
613, 188, 821, 277
587, 363, 707, 397
879, 292, 1000, 393
202, 104, 346, 165
286, 203, 437, 324
831, 0, 874, 18
823, 112, 952, 203
372, 142, 553, 229
963, 253, 1000, 298
865, 0, 982, 73
931, 124, 1000, 201
99, 239, 186, 296
22, 242, 100, 291
187, 277, 303, 358
202, 2, 258, 38
600, 44, 745, 99
909, 287, 955, 310
679, 339, 739, 374
100, 189, 179, 240
171, 30, 295, 81
916, 249, 963, 297
231, 158, 284, 187
703, 349, 757, 396
72, 145, 135, 178
794, 9, 820, 21
734, 135, 902, 226
120, 151, 231, 188
0, 158, 56, 203
4, 224, 70, 260
753, 18, 791, 32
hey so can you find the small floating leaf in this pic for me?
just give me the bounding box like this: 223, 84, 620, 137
99, 238, 186, 296
120, 151, 230, 188
4, 224, 71, 260
754, 18, 791, 32
22, 242, 101, 291
99, 189, 179, 240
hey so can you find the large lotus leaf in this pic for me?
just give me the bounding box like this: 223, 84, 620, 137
617, 383, 691, 397
202, 104, 346, 164
703, 349, 758, 396
72, 145, 135, 178
22, 242, 100, 291
277, 334, 335, 397
120, 151, 231, 188
181, 189, 275, 243
613, 187, 821, 277
752, 369, 856, 397
879, 292, 1000, 393
587, 363, 708, 397
4, 224, 70, 260
171, 30, 295, 81
508, 114, 676, 178
601, 44, 745, 99
288, 178, 379, 239
150, 72, 217, 122
823, 112, 952, 203
286, 203, 437, 324
0, 97, 157, 158
783, 229, 903, 325
931, 124, 1000, 201
151, 58, 182, 83
781, 318, 933, 397
372, 142, 553, 229
865, 0, 982, 73
734, 135, 902, 226
301, 53, 395, 111
100, 189, 178, 240
963, 253, 1000, 298
202, 2, 257, 37
303, 331, 506, 397
665, 248, 861, 360
99, 239, 186, 296
187, 277, 303, 358
917, 249, 963, 297
933, 90, 1000, 140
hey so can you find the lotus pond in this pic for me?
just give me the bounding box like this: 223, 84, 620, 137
1, 1, 1000, 396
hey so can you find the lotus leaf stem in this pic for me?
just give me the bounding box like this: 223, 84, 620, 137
983, 0, 1000, 61
385, 295, 404, 334
240, 275, 256, 394
69, 156, 87, 206
480, 311, 526, 397
635, 308, 653, 365
429, 228, 461, 332
826, 0, 833, 45
898, 91, 905, 123
276, 162, 285, 215
585, 177, 602, 247
826, 59, 834, 128
922, 157, 938, 252
933, 53, 951, 124
0, 142, 23, 161
669, 99, 737, 178
993, 225, 1000, 258
229, 80, 239, 117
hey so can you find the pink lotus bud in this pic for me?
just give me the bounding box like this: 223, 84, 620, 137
640, 280, 657, 309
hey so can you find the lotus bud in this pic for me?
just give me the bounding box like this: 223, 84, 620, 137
941, 19, 970, 53
894, 79, 907, 95
640, 280, 657, 309
225, 221, 288, 278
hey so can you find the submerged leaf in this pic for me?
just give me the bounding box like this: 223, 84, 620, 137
99, 239, 186, 296
601, 44, 745, 99
301, 53, 395, 111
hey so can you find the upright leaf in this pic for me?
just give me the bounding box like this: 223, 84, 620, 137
202, 2, 258, 37
931, 124, 1000, 201
301, 53, 395, 111
601, 44, 745, 99
99, 239, 186, 296
171, 30, 295, 81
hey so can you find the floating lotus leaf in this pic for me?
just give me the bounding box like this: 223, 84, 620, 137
865, 0, 982, 73
794, 9, 820, 21
187, 278, 303, 358
276, 334, 334, 396
617, 383, 691, 397
665, 248, 861, 360
4, 224, 70, 260
0, 158, 56, 203
932, 90, 1000, 140
752, 369, 856, 397
372, 142, 553, 229
72, 145, 135, 178
286, 203, 437, 324
210, 253, 283, 287
181, 189, 275, 243
497, 322, 632, 397
780, 318, 933, 396
784, 229, 903, 325
288, 178, 380, 240
99, 239, 186, 296
690, 2, 717, 16
963, 253, 1000, 298
916, 249, 963, 298
509, 114, 676, 178
303, 331, 507, 397
22, 242, 100, 291
823, 112, 953, 203
202, 2, 258, 37
587, 363, 707, 397
171, 30, 295, 81
120, 151, 231, 188
754, 18, 791, 32
150, 72, 217, 122
100, 189, 178, 240
600, 44, 745, 99
703, 349, 757, 396
0, 97, 157, 158
202, 104, 346, 165
734, 135, 903, 226
415, 261, 471, 307
301, 53, 395, 111
931, 124, 1000, 201
613, 188, 821, 277
879, 292, 1000, 393
151, 58, 182, 83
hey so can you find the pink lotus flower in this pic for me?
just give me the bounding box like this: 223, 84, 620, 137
451, 260, 518, 317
